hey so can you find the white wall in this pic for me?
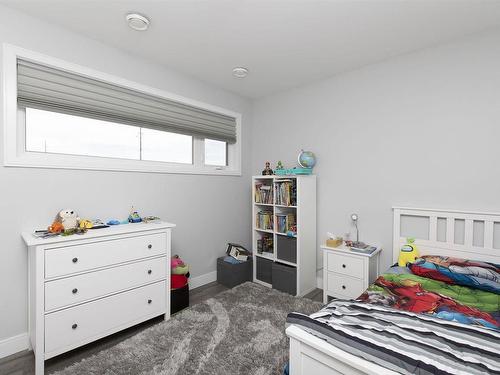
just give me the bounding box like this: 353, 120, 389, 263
252, 29, 500, 274
0, 5, 252, 345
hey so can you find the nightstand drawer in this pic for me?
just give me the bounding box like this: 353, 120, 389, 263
327, 252, 364, 278
326, 272, 365, 299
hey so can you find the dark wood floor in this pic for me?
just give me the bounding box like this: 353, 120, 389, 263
0, 283, 322, 375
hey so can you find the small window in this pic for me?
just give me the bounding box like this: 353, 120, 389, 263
205, 139, 227, 166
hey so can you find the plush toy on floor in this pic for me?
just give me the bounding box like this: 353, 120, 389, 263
171, 255, 190, 289
398, 237, 420, 267
170, 255, 190, 314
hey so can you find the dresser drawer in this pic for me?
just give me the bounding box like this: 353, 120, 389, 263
45, 281, 166, 355
326, 272, 365, 299
327, 252, 364, 279
45, 233, 167, 278
45, 257, 167, 311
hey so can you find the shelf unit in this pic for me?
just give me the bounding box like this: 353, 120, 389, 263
252, 175, 316, 296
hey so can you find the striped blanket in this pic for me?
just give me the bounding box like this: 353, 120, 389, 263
287, 300, 500, 374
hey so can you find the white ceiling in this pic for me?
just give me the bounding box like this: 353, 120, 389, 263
3, 0, 500, 98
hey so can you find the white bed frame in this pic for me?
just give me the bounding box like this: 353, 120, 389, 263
286, 206, 500, 375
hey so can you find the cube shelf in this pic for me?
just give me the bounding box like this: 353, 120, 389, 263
252, 175, 317, 296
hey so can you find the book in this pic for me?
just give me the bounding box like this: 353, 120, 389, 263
276, 213, 296, 234
274, 180, 297, 206
255, 183, 273, 204
350, 244, 378, 255
229, 247, 249, 261
256, 211, 273, 230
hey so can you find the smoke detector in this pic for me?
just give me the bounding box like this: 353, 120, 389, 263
232, 67, 249, 78
126, 13, 150, 31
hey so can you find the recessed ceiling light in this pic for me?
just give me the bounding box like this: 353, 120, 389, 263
126, 13, 150, 31
232, 67, 249, 78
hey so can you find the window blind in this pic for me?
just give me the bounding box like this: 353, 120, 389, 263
17, 59, 237, 143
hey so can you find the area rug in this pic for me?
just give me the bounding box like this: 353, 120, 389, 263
50, 282, 323, 375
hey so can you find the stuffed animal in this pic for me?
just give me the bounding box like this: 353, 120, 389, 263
171, 255, 189, 275
48, 221, 64, 234
398, 237, 420, 267
58, 209, 79, 230
79, 219, 93, 229
170, 255, 189, 289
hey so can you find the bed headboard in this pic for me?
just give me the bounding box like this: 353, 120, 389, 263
393, 207, 500, 264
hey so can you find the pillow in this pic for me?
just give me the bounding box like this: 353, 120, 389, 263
409, 255, 500, 294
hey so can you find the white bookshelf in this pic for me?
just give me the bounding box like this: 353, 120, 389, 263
252, 175, 317, 296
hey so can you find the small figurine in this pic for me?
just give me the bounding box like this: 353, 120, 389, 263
262, 161, 274, 175
79, 219, 93, 229
128, 206, 142, 223
276, 161, 284, 170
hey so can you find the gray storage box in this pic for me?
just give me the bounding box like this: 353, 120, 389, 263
276, 236, 297, 264
272, 262, 297, 295
217, 257, 252, 288
256, 257, 273, 284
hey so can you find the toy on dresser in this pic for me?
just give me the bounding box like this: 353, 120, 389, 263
48, 209, 79, 234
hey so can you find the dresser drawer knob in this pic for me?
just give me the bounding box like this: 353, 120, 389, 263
72, 323, 78, 330
342, 264, 346, 268
342, 285, 346, 290
148, 299, 152, 304
148, 269, 152, 275
148, 244, 152, 249
72, 257, 78, 263
72, 288, 78, 294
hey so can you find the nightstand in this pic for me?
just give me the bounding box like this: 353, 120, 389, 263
321, 244, 381, 303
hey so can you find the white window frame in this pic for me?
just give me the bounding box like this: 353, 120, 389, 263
2, 43, 242, 176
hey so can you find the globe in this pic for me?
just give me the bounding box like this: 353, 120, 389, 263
298, 150, 316, 169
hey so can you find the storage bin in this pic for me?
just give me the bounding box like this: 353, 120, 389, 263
272, 262, 297, 295
171, 284, 189, 314
255, 257, 273, 284
276, 236, 297, 264
217, 257, 252, 288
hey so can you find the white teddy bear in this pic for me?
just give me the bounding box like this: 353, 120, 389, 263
58, 209, 79, 230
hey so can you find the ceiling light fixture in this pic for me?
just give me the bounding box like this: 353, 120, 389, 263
232, 67, 249, 78
126, 13, 150, 31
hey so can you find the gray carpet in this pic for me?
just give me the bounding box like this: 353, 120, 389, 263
50, 282, 323, 375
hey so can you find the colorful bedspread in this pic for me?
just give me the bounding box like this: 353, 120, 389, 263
359, 256, 499, 330
287, 255, 500, 374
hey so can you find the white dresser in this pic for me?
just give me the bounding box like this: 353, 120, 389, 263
22, 222, 175, 375
322, 244, 381, 303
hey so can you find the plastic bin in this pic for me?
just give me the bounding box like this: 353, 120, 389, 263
272, 262, 297, 295
255, 257, 273, 284
217, 257, 252, 288
171, 284, 189, 314
276, 236, 297, 264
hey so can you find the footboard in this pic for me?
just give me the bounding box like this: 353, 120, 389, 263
286, 325, 396, 375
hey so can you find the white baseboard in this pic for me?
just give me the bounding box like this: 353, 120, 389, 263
0, 332, 30, 359
189, 270, 217, 290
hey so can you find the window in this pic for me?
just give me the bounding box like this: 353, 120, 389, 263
204, 139, 227, 166
3, 44, 241, 175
